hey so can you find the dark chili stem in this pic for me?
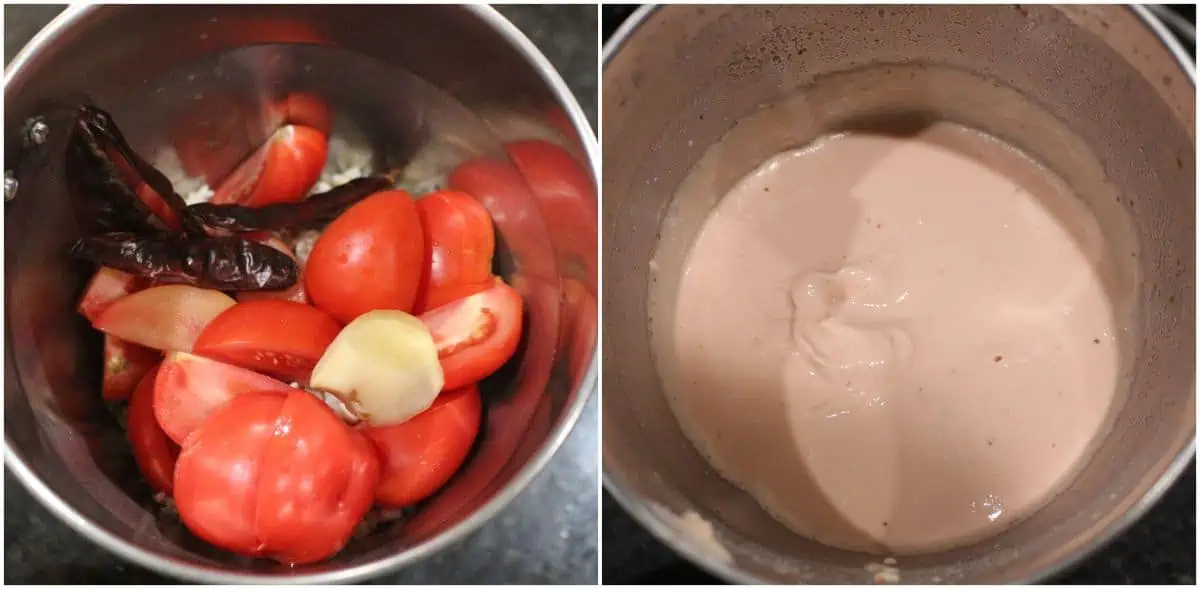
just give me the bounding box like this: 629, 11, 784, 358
188, 175, 394, 233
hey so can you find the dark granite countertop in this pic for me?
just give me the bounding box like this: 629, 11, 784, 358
600, 4, 1195, 585
4, 5, 598, 585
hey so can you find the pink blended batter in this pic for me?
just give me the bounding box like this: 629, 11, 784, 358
652, 122, 1123, 555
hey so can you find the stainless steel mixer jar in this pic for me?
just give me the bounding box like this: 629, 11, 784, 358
5, 4, 598, 583
603, 4, 1194, 584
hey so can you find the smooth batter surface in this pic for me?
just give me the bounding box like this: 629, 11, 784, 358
653, 122, 1123, 555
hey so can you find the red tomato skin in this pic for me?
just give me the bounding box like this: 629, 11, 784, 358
127, 364, 178, 495
175, 391, 379, 565
255, 392, 380, 565
192, 300, 340, 383
363, 385, 482, 508
413, 191, 496, 314
210, 124, 328, 208
305, 190, 425, 323
420, 280, 524, 391
174, 392, 287, 558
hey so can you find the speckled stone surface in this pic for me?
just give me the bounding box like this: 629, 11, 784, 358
600, 4, 1195, 585
498, 5, 598, 132
4, 4, 598, 585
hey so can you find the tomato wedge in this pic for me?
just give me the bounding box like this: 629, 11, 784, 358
413, 190, 496, 313
173, 391, 379, 565
362, 384, 482, 508
127, 364, 179, 495
419, 280, 523, 391
154, 351, 296, 444
210, 124, 329, 207
92, 285, 236, 352
305, 189, 426, 323
193, 300, 340, 383
103, 335, 161, 402
77, 267, 146, 323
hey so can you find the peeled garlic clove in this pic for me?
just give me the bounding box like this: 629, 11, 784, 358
309, 310, 443, 426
